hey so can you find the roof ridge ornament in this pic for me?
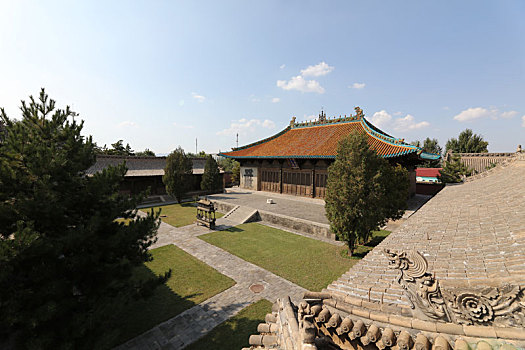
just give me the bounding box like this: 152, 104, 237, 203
354, 106, 364, 119
319, 110, 326, 122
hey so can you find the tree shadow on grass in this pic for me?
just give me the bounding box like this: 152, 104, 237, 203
224, 226, 245, 233
185, 316, 261, 350
112, 265, 199, 349
186, 300, 272, 350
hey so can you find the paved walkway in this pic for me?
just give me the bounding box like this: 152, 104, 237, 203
117, 217, 306, 350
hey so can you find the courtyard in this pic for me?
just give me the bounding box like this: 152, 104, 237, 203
115, 198, 390, 349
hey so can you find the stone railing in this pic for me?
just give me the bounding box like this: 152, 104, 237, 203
446, 152, 517, 174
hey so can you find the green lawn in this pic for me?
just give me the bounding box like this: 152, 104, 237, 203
186, 299, 272, 350
199, 223, 389, 291
115, 245, 235, 346
142, 202, 224, 227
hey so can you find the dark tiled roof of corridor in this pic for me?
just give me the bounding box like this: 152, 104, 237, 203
86, 155, 210, 176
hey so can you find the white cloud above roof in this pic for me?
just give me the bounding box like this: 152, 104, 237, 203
277, 75, 325, 94
217, 118, 276, 136
393, 114, 430, 131
452, 107, 518, 122
371, 110, 430, 132
349, 82, 366, 89
300, 61, 334, 77
370, 110, 392, 128
453, 107, 495, 122
277, 62, 333, 94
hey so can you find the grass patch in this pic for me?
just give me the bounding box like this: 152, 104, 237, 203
200, 223, 361, 291
186, 299, 272, 350
115, 245, 235, 346
142, 202, 224, 227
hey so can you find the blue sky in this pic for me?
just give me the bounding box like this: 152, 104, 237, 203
1, 1, 524, 154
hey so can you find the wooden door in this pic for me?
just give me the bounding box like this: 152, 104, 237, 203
315, 172, 328, 198
260, 168, 280, 193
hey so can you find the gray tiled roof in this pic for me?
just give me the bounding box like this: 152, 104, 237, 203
327, 160, 525, 306
86, 155, 212, 177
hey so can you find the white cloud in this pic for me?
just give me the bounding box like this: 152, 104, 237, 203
393, 114, 430, 131
277, 75, 325, 94
217, 118, 276, 136
118, 121, 137, 128
500, 110, 518, 119
522, 115, 525, 128
262, 119, 276, 128
280, 64, 286, 70
300, 61, 334, 77
349, 82, 366, 89
453, 107, 495, 122
173, 122, 194, 129
277, 62, 333, 94
191, 92, 206, 103
370, 110, 430, 132
453, 107, 519, 122
271, 97, 280, 103
370, 110, 392, 128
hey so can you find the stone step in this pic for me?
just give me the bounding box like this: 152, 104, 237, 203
222, 205, 259, 225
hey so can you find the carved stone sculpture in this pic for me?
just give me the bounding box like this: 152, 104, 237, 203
443, 285, 525, 327
384, 249, 525, 327
383, 249, 450, 322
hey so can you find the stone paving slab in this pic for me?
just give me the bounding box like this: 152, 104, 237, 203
208, 190, 329, 224
117, 216, 306, 350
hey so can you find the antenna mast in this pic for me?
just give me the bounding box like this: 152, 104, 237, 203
195, 138, 197, 155
236, 133, 239, 148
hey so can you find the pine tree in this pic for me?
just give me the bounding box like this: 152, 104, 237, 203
325, 132, 409, 256
445, 129, 488, 153
0, 90, 164, 349
438, 154, 472, 183
231, 161, 240, 184
420, 137, 442, 168
201, 155, 222, 192
163, 147, 193, 202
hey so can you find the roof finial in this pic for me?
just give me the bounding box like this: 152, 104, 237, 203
319, 109, 326, 122
354, 106, 364, 119
290, 116, 296, 127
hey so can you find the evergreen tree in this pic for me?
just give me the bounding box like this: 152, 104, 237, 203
325, 132, 409, 256
438, 154, 472, 183
135, 148, 156, 157
445, 129, 488, 153
0, 90, 164, 349
420, 137, 442, 168
163, 147, 193, 202
231, 161, 240, 184
201, 155, 222, 192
